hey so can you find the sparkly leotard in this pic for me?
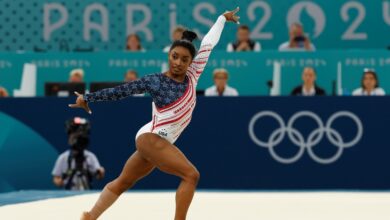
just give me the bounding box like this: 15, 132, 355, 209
84, 16, 227, 144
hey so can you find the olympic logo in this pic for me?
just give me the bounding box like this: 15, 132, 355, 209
248, 111, 363, 164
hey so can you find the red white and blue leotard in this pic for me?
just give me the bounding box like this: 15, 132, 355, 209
84, 16, 226, 144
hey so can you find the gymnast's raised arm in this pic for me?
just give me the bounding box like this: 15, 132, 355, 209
189, 7, 240, 79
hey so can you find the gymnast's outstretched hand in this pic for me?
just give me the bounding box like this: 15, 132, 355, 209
68, 91, 92, 114
223, 7, 240, 24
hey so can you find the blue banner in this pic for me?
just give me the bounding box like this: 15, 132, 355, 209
0, 0, 389, 51
0, 97, 389, 192
1, 51, 390, 97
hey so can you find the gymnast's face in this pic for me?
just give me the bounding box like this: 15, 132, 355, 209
168, 46, 192, 76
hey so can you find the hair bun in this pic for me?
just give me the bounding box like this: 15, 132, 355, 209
181, 30, 198, 42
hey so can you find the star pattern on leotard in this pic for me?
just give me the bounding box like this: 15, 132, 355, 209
152, 74, 188, 108
84, 73, 189, 108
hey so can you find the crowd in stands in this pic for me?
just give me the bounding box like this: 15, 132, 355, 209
0, 22, 386, 98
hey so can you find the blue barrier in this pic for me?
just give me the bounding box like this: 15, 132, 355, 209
0, 97, 389, 192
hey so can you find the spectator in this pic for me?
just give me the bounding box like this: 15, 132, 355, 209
205, 68, 239, 96
126, 34, 145, 52
352, 69, 385, 96
227, 25, 261, 52
124, 69, 139, 82
0, 86, 9, 98
69, 69, 84, 83
52, 117, 105, 190
291, 67, 326, 96
163, 26, 186, 52
279, 23, 316, 51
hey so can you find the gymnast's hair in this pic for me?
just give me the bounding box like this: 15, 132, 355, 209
169, 30, 198, 59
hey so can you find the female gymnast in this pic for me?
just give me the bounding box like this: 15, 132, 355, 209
69, 7, 240, 220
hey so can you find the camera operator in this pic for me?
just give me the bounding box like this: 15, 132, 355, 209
279, 23, 316, 51
52, 117, 105, 190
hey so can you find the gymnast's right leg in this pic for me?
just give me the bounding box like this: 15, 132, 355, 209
81, 151, 155, 220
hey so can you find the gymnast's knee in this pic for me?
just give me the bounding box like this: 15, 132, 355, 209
183, 168, 200, 186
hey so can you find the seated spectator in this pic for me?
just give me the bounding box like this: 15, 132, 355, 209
279, 23, 316, 51
126, 34, 145, 52
0, 86, 9, 98
205, 68, 239, 96
291, 67, 326, 96
352, 69, 385, 96
69, 69, 84, 83
124, 69, 139, 82
227, 25, 261, 52
163, 26, 186, 52
124, 70, 144, 97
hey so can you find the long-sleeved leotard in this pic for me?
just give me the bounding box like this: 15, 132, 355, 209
84, 15, 226, 143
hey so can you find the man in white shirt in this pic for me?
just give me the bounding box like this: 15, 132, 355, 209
226, 25, 261, 52
279, 23, 316, 52
205, 68, 239, 96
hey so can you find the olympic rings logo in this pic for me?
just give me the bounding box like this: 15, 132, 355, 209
248, 111, 363, 164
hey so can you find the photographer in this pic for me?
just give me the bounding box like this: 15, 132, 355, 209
52, 117, 105, 190
279, 23, 316, 51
